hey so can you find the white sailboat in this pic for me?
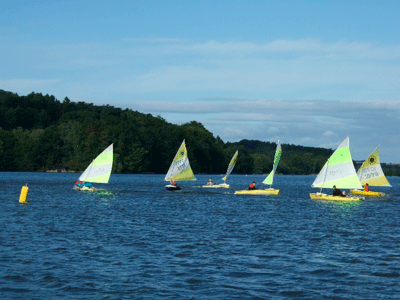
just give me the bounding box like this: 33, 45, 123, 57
203, 150, 238, 188
164, 140, 196, 191
350, 146, 391, 197
75, 144, 113, 191
310, 137, 363, 201
235, 140, 282, 195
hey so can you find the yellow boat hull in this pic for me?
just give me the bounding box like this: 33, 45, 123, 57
350, 190, 385, 197
202, 184, 230, 189
235, 189, 279, 195
310, 193, 362, 201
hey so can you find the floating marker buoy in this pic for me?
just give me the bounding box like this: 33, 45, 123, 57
19, 185, 29, 203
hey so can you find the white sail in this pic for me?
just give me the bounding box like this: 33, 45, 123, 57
312, 137, 362, 189
165, 140, 196, 182
79, 144, 113, 183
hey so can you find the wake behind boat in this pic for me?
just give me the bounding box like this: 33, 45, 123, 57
164, 140, 196, 191
74, 144, 113, 192
310, 137, 363, 201
235, 140, 282, 195
350, 146, 391, 197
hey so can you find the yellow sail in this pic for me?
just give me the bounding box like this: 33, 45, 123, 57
165, 140, 196, 182
357, 146, 391, 187
222, 150, 238, 182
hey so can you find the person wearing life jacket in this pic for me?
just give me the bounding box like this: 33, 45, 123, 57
249, 181, 256, 190
333, 185, 345, 197
364, 183, 371, 192
74, 180, 83, 188
171, 181, 177, 186
74, 180, 92, 188
207, 178, 214, 186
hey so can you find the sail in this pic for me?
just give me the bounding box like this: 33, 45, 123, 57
222, 150, 238, 181
263, 140, 282, 186
357, 146, 391, 187
79, 144, 113, 183
311, 137, 362, 189
165, 140, 196, 182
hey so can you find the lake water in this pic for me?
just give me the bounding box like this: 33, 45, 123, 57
1, 172, 400, 299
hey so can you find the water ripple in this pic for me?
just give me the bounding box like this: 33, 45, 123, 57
1, 173, 400, 299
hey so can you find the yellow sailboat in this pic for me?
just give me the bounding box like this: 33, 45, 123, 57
350, 146, 391, 197
310, 137, 363, 201
235, 140, 281, 195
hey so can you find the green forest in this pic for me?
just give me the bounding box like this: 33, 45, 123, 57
1, 89, 399, 176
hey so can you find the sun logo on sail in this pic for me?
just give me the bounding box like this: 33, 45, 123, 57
180, 151, 185, 156
370, 157, 375, 163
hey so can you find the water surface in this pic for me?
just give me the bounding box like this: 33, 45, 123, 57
1, 173, 400, 299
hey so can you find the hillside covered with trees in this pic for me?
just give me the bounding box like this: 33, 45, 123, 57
1, 89, 399, 175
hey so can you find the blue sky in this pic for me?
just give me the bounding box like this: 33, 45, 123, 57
1, 0, 400, 163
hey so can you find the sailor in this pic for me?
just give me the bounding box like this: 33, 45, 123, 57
249, 181, 256, 190
207, 178, 214, 186
333, 185, 345, 197
364, 183, 371, 192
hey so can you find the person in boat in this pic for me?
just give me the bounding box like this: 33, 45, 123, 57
332, 185, 345, 197
249, 181, 257, 190
171, 181, 177, 186
74, 180, 93, 188
207, 178, 214, 186
364, 183, 371, 192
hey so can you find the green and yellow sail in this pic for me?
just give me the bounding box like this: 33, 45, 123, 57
222, 150, 238, 182
311, 137, 362, 189
263, 140, 282, 186
165, 140, 196, 182
79, 144, 113, 183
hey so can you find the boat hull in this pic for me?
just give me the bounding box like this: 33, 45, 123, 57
350, 190, 385, 197
165, 185, 181, 191
74, 185, 97, 192
310, 193, 362, 201
235, 189, 279, 195
202, 183, 230, 189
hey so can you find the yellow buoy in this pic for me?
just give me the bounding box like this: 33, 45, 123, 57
19, 185, 29, 203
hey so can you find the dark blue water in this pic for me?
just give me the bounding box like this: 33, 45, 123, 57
1, 172, 400, 299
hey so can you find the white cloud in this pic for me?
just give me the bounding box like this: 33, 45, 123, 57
323, 131, 336, 137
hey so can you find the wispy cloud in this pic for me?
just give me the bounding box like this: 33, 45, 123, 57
114, 97, 400, 161
2, 37, 400, 162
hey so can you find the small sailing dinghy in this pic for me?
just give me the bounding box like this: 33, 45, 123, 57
74, 144, 113, 192
235, 140, 282, 195
350, 146, 391, 197
310, 137, 363, 201
203, 150, 238, 188
165, 140, 196, 191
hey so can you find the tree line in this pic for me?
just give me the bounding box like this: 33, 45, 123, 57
1, 89, 399, 176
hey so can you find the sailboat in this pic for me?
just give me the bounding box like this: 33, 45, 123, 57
74, 144, 113, 191
203, 150, 238, 188
350, 146, 391, 197
235, 140, 282, 195
310, 137, 363, 201
164, 140, 196, 191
